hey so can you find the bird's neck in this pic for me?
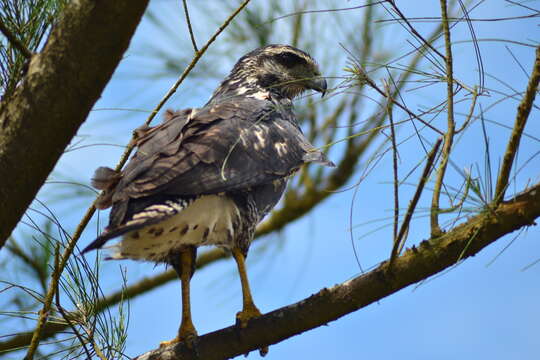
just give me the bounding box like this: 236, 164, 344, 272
207, 72, 292, 106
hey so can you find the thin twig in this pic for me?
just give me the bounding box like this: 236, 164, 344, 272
25, 243, 63, 359
54, 247, 93, 360
438, 174, 472, 214
384, 80, 400, 243
456, 0, 485, 92
271, 2, 385, 22
87, 330, 108, 360
0, 17, 32, 59
389, 138, 442, 268
430, 0, 456, 238
181, 0, 198, 53
384, 0, 446, 61
455, 87, 478, 134
344, 58, 444, 136
494, 46, 540, 203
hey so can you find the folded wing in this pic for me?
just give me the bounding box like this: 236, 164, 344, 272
84, 97, 332, 252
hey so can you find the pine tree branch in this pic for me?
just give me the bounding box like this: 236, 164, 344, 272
182, 0, 198, 53
431, 0, 456, 237
389, 137, 442, 267
495, 46, 540, 203
0, 0, 151, 249
137, 182, 540, 360
0, 17, 32, 59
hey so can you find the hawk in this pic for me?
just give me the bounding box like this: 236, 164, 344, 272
82, 44, 333, 347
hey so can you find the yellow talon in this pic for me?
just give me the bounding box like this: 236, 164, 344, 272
160, 247, 198, 349
231, 248, 269, 356
159, 338, 180, 348
232, 248, 263, 327
236, 303, 262, 328
159, 327, 197, 349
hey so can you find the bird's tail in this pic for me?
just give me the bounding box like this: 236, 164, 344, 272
302, 150, 335, 167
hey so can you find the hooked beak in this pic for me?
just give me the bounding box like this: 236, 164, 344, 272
308, 77, 328, 97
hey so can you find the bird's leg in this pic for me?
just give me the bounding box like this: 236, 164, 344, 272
160, 246, 198, 348
232, 247, 262, 328
177, 247, 197, 342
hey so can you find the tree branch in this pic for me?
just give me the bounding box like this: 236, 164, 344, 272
494, 46, 540, 203
182, 0, 198, 53
431, 0, 456, 237
389, 137, 442, 266
0, 17, 32, 59
137, 182, 540, 360
0, 0, 150, 248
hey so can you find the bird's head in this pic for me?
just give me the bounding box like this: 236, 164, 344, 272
213, 44, 327, 101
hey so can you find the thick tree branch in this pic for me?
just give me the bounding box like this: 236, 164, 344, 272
137, 182, 540, 360
0, 0, 150, 248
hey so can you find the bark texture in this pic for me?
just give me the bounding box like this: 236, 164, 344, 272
0, 0, 150, 248
136, 183, 540, 360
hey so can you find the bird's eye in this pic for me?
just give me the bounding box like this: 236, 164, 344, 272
274, 52, 308, 68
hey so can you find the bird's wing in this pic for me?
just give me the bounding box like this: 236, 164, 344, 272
115, 97, 331, 201
83, 97, 332, 251
91, 108, 194, 210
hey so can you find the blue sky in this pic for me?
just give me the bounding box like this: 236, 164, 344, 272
3, 1, 540, 359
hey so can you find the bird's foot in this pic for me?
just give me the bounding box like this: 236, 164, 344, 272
159, 326, 198, 349
259, 346, 269, 357
236, 304, 262, 328
236, 305, 269, 356
159, 337, 180, 348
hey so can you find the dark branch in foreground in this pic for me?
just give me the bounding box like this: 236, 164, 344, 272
137, 183, 540, 360
0, 0, 150, 248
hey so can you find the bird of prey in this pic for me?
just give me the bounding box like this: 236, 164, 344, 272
82, 44, 333, 347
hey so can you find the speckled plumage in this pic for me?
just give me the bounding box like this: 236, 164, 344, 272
82, 44, 332, 263
83, 44, 333, 347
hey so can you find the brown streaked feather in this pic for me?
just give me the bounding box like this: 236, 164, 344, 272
92, 167, 121, 209
115, 97, 324, 200
92, 167, 120, 190
99, 96, 329, 229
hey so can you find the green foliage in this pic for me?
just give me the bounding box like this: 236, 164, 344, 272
0, 0, 68, 98
2, 218, 129, 359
